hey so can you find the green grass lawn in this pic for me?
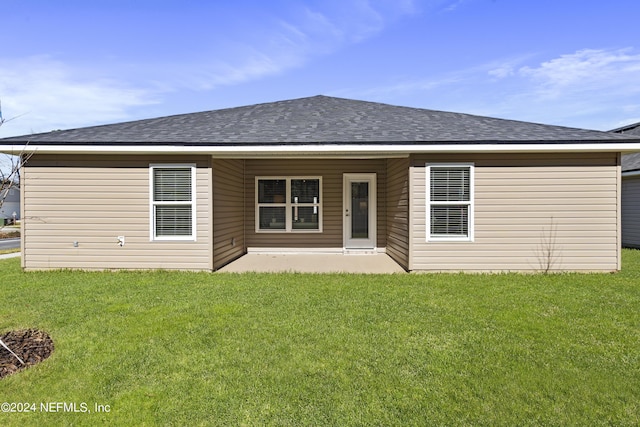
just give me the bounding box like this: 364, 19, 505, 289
1, 251, 640, 426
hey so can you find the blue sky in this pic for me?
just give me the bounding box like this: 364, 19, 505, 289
1, 0, 639, 137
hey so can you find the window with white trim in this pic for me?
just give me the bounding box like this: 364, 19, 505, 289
426, 164, 474, 241
256, 177, 322, 232
150, 165, 196, 240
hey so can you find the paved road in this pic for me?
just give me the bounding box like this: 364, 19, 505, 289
0, 238, 20, 251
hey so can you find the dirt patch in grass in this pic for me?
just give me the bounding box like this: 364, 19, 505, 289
0, 329, 54, 379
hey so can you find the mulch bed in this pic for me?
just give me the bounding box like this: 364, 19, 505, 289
0, 329, 54, 379
0, 231, 20, 239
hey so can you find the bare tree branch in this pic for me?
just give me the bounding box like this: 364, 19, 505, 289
0, 104, 33, 213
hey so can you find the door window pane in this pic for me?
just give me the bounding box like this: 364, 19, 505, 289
351, 182, 369, 239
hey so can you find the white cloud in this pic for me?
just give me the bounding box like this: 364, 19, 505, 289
441, 0, 471, 13
499, 48, 640, 128
163, 0, 421, 92
336, 54, 531, 101
488, 66, 514, 79
518, 48, 640, 99
487, 56, 534, 79
0, 1, 421, 136
337, 47, 640, 130
0, 56, 159, 137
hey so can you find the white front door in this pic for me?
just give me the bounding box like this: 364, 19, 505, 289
343, 173, 376, 250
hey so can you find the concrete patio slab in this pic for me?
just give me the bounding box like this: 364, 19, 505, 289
218, 253, 406, 274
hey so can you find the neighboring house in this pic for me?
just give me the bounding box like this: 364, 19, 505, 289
0, 183, 20, 223
611, 122, 640, 248
1, 95, 640, 272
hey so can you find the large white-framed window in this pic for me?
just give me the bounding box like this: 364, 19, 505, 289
256, 177, 322, 233
426, 163, 474, 242
150, 164, 197, 241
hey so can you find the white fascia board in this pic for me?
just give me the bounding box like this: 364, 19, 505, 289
5, 142, 640, 156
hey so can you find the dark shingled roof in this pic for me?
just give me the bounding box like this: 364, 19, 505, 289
610, 121, 640, 135
611, 121, 640, 172
1, 95, 637, 146
623, 152, 640, 172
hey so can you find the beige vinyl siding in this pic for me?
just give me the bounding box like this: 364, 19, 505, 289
386, 158, 410, 269
622, 175, 640, 248
410, 153, 619, 272
22, 154, 213, 270
244, 159, 386, 249
212, 159, 245, 269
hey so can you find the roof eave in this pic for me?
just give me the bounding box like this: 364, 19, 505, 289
3, 141, 640, 157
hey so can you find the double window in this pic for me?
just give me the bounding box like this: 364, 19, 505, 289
150, 165, 196, 240
256, 177, 322, 232
426, 163, 474, 241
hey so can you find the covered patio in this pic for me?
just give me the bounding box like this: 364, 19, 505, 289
217, 253, 406, 274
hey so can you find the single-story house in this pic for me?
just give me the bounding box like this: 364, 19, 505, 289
0, 182, 20, 223
612, 121, 640, 248
2, 95, 640, 272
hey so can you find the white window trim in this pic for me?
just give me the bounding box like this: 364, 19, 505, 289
149, 164, 197, 241
255, 176, 323, 233
426, 163, 474, 242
